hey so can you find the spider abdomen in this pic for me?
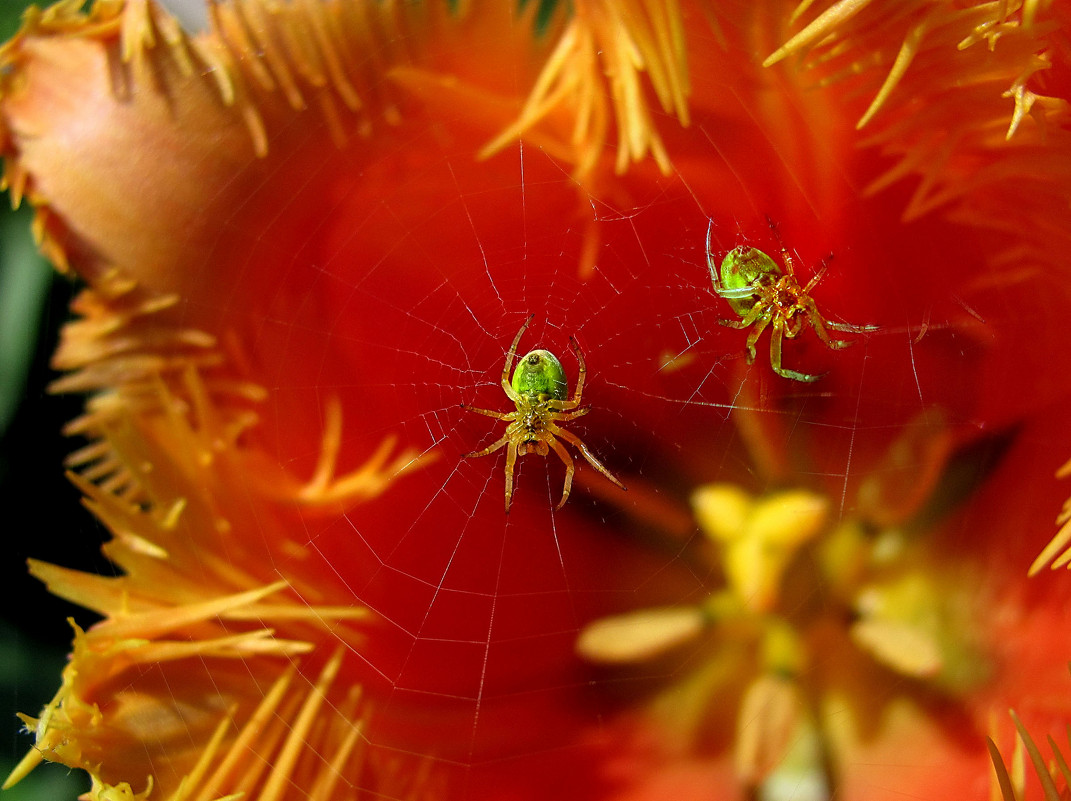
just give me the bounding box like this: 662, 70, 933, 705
511, 349, 568, 401
719, 245, 782, 317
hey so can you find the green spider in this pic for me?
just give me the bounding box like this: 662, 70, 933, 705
707, 219, 878, 382
461, 315, 626, 513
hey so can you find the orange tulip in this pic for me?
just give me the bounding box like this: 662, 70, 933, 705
3, 1, 1070, 799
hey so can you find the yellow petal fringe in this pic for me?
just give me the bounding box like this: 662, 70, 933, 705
1, 0, 410, 156
49, 269, 424, 511
0, 0, 415, 296
4, 636, 395, 801
480, 0, 691, 178
3, 9, 434, 791
767, 1, 1071, 584
986, 709, 1071, 801
2, 0, 693, 292
12, 274, 421, 794
766, 0, 1071, 257
8, 352, 418, 795
1030, 457, 1071, 575
2, 0, 693, 184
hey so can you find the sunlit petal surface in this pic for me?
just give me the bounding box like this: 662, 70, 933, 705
2, 1, 1071, 799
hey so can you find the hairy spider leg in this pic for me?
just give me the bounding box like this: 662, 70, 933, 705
471, 425, 547, 513
705, 222, 725, 294
706, 226, 762, 300
797, 265, 879, 337
787, 249, 877, 337
719, 298, 773, 363
555, 427, 628, 493
782, 298, 808, 339
463, 426, 516, 459
768, 218, 840, 306
547, 437, 577, 509
743, 313, 773, 364
778, 245, 797, 277
539, 336, 585, 413
460, 405, 516, 421
764, 213, 815, 282
503, 426, 554, 512
770, 315, 823, 382
543, 406, 591, 421
800, 258, 829, 293
567, 336, 585, 405
826, 320, 880, 333
716, 285, 761, 300
718, 296, 770, 331
705, 218, 718, 287
801, 301, 855, 351
502, 314, 536, 401
504, 437, 519, 512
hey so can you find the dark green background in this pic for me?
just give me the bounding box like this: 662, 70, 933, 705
1, 4, 97, 797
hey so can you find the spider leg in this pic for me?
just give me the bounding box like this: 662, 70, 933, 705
503, 439, 520, 514
465, 429, 514, 459
794, 264, 876, 336
764, 215, 802, 280
706, 219, 724, 293
717, 286, 761, 300
569, 335, 587, 404
719, 297, 768, 332
501, 315, 534, 399
743, 314, 771, 364
555, 428, 627, 492
719, 317, 753, 329
547, 436, 576, 510
794, 254, 878, 335
804, 304, 854, 350
460, 404, 517, 420
783, 311, 806, 339
709, 224, 764, 301
549, 406, 590, 422
545, 337, 586, 413
800, 257, 831, 295
825, 320, 879, 334
770, 316, 822, 382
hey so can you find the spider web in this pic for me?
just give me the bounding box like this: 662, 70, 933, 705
17, 4, 1071, 800
201, 90, 1011, 798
